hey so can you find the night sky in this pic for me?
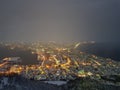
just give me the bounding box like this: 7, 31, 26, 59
0, 0, 120, 42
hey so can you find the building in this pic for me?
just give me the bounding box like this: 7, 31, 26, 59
2, 57, 22, 64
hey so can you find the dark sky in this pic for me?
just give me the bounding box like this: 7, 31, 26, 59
0, 0, 120, 42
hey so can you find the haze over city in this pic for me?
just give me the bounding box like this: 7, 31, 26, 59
0, 0, 120, 42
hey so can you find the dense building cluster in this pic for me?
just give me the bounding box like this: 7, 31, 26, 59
0, 42, 120, 81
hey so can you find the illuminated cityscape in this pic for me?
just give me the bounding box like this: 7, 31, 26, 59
0, 41, 119, 82
0, 0, 120, 90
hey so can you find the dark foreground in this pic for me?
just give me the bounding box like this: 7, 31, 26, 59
0, 75, 120, 90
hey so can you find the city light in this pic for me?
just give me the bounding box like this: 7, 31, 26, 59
0, 42, 119, 81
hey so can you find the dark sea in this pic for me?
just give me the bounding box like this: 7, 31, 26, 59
79, 42, 120, 62
0, 46, 38, 65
